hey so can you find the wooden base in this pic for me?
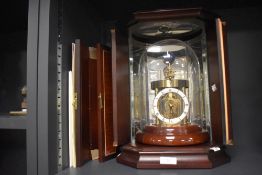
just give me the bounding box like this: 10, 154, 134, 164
117, 143, 230, 168
136, 125, 209, 146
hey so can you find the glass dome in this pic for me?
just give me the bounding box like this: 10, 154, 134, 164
130, 39, 209, 145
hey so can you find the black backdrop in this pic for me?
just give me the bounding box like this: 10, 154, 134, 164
220, 7, 262, 156
58, 6, 262, 175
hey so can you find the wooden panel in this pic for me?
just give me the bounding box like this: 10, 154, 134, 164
111, 28, 130, 147
117, 143, 230, 169
221, 22, 233, 145
74, 40, 91, 166
205, 21, 224, 145
96, 44, 116, 161
216, 19, 233, 145
88, 58, 98, 149
132, 8, 217, 23
133, 8, 201, 21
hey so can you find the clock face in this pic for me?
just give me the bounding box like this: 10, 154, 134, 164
153, 88, 189, 124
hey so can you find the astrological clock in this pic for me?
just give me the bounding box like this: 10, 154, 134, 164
116, 8, 233, 168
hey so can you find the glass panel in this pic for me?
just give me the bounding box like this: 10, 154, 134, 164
129, 19, 211, 143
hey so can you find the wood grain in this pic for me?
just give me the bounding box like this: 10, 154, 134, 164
136, 125, 209, 146
117, 143, 230, 168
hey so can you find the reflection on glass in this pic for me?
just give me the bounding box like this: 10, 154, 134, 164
129, 20, 211, 143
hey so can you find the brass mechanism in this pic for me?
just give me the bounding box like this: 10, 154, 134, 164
98, 93, 103, 109
73, 92, 78, 110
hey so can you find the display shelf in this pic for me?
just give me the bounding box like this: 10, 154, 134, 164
0, 129, 27, 175
57, 152, 262, 175
0, 147, 27, 175
0, 0, 28, 117
0, 30, 27, 115
0, 114, 26, 129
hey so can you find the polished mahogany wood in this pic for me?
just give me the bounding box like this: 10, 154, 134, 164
111, 28, 130, 146
96, 44, 116, 161
73, 40, 92, 166
131, 8, 217, 24
117, 143, 230, 168
73, 39, 130, 164
88, 58, 98, 149
205, 20, 224, 145
221, 21, 233, 144
73, 41, 118, 166
136, 125, 209, 146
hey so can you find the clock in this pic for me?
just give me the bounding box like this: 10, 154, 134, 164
153, 87, 189, 125
133, 38, 210, 146
117, 8, 233, 169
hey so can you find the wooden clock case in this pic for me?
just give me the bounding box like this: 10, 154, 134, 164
115, 8, 233, 169
71, 30, 130, 166
72, 8, 233, 169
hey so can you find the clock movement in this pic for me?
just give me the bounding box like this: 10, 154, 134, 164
116, 8, 233, 168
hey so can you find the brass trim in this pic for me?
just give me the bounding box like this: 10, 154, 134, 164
89, 47, 97, 60
151, 79, 189, 90
227, 139, 234, 146
73, 92, 78, 110
91, 149, 99, 160
98, 93, 103, 109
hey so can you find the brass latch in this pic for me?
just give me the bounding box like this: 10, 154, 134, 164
98, 93, 103, 109
73, 92, 78, 110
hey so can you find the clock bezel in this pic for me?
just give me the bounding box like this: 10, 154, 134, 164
153, 87, 189, 124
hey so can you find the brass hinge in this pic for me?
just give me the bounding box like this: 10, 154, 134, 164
98, 93, 103, 109
73, 92, 78, 110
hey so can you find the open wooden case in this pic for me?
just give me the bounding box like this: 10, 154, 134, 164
70, 8, 233, 169
69, 31, 130, 166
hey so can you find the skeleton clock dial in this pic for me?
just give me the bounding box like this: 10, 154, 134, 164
153, 87, 189, 124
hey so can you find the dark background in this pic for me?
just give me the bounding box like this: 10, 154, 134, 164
0, 0, 262, 175
58, 2, 262, 175
220, 7, 262, 157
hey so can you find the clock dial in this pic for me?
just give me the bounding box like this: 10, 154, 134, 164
153, 88, 189, 124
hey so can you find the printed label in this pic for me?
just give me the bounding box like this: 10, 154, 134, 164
210, 147, 221, 152
160, 157, 177, 165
